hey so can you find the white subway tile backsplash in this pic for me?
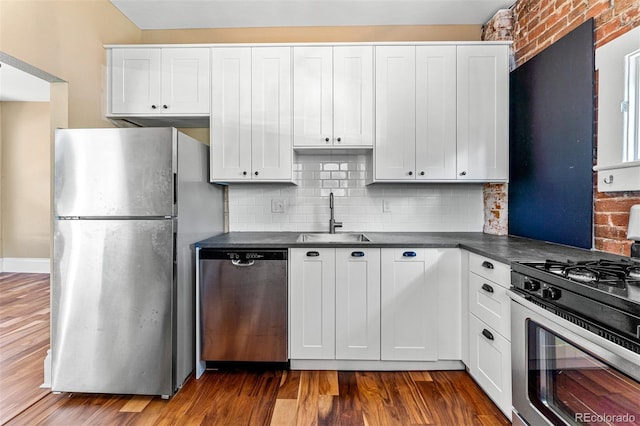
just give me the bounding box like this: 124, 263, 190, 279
228, 154, 484, 232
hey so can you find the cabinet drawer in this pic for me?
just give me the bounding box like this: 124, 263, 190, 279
469, 314, 512, 418
468, 253, 510, 287
469, 272, 510, 339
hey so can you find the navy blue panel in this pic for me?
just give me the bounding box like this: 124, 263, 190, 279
509, 19, 594, 249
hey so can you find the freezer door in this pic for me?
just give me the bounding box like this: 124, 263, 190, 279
51, 219, 174, 396
54, 128, 175, 217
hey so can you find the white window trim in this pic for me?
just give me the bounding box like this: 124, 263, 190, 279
624, 48, 640, 162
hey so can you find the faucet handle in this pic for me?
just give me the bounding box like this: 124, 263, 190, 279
335, 221, 343, 228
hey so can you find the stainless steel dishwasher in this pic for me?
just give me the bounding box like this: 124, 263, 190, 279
199, 249, 288, 364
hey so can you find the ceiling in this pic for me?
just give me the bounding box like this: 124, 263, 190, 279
109, 0, 515, 30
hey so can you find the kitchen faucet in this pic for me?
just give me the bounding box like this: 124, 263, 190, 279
329, 192, 343, 234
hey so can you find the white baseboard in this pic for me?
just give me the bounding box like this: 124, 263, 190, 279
0, 258, 51, 273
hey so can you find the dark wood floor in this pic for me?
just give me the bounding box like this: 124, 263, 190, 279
0, 272, 510, 425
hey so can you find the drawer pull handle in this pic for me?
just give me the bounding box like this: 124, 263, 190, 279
351, 251, 365, 257
481, 283, 494, 293
306, 251, 320, 257
481, 261, 494, 269
482, 329, 494, 341
403, 251, 417, 257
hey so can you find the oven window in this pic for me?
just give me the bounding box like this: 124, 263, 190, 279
527, 321, 640, 425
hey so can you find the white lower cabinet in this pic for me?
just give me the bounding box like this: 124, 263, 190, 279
290, 247, 460, 363
381, 248, 460, 361
469, 314, 512, 416
335, 248, 381, 360
289, 247, 380, 360
465, 252, 512, 419
289, 248, 336, 359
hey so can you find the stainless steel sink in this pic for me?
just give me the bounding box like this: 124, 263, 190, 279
296, 233, 371, 243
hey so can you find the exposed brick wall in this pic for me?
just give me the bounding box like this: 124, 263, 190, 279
481, 9, 513, 236
512, 0, 640, 67
507, 0, 640, 256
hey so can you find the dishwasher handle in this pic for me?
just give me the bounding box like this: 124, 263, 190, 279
232, 259, 255, 267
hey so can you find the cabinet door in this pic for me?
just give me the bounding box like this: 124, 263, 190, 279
161, 48, 210, 114
251, 47, 292, 180
456, 45, 509, 181
335, 248, 381, 360
110, 48, 161, 114
333, 46, 374, 147
210, 48, 252, 181
469, 314, 512, 417
289, 248, 336, 359
293, 47, 333, 147
436, 248, 462, 360
375, 46, 416, 180
380, 248, 437, 361
415, 46, 457, 180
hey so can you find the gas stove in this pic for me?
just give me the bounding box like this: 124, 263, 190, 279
511, 258, 640, 354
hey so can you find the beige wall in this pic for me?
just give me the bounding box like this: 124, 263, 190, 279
0, 0, 140, 259
0, 0, 481, 260
1, 102, 50, 258
141, 25, 481, 44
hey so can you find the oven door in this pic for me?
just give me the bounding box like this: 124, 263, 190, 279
510, 291, 640, 426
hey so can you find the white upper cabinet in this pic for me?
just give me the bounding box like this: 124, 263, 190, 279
293, 46, 373, 148
375, 46, 416, 180
109, 47, 210, 116
375, 44, 509, 182
210, 47, 292, 182
456, 45, 509, 181
210, 48, 252, 181
251, 47, 293, 180
416, 46, 457, 180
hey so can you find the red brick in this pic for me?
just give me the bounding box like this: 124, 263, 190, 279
594, 225, 629, 240
595, 196, 640, 213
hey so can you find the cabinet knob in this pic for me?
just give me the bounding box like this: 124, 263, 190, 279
459, 171, 467, 176
420, 171, 425, 176
482, 329, 494, 341
408, 171, 413, 176
151, 105, 157, 109
325, 137, 330, 143
242, 171, 247, 176
481, 283, 494, 293
254, 171, 259, 176
336, 137, 342, 143
162, 105, 168, 109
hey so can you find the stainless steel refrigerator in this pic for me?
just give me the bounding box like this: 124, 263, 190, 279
51, 127, 223, 397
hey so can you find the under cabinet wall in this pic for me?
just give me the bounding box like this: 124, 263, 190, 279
228, 157, 484, 232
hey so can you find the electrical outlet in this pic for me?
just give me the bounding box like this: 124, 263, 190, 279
383, 199, 392, 212
271, 199, 285, 213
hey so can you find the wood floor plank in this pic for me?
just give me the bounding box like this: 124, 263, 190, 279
120, 396, 154, 413
295, 370, 321, 425
3, 273, 510, 426
270, 398, 298, 426
318, 370, 339, 396
0, 272, 51, 425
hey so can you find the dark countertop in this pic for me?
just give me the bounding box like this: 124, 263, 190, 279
195, 232, 632, 265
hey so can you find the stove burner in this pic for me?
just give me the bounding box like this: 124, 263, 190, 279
566, 269, 598, 283
541, 259, 640, 291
